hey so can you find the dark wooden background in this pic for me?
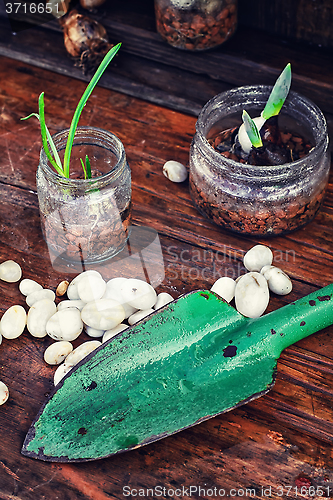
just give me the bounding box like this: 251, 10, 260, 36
0, 0, 333, 499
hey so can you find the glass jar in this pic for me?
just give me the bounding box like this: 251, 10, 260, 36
154, 0, 237, 51
189, 86, 330, 236
37, 126, 132, 264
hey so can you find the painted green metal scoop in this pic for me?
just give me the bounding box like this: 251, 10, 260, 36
22, 283, 333, 462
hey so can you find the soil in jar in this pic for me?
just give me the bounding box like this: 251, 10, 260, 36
42, 200, 132, 264
155, 0, 237, 50
190, 116, 325, 235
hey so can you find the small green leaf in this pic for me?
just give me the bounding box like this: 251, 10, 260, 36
85, 155, 91, 179
242, 110, 263, 149
38, 93, 65, 176
80, 158, 87, 180
261, 63, 292, 120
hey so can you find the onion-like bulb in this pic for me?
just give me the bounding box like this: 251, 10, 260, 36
60, 10, 113, 73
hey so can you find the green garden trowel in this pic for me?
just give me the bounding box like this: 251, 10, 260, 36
22, 283, 333, 462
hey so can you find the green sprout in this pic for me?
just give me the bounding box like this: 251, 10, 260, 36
242, 110, 263, 149
240, 63, 292, 151
22, 43, 121, 179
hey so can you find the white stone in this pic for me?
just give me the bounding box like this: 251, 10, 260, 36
0, 260, 22, 283
54, 362, 73, 386
128, 309, 154, 325
102, 286, 137, 318
46, 308, 83, 341
26, 289, 55, 307
102, 324, 129, 342
243, 245, 273, 272
163, 160, 188, 183
211, 277, 236, 303
64, 340, 101, 368
67, 270, 102, 300
235, 272, 270, 318
120, 279, 157, 310
44, 341, 73, 365
27, 299, 57, 338
0, 305, 27, 339
57, 299, 86, 311
0, 381, 9, 405
154, 292, 174, 310
85, 325, 105, 338
81, 299, 125, 330
261, 265, 293, 295
77, 274, 106, 303
19, 278, 43, 296
105, 277, 128, 292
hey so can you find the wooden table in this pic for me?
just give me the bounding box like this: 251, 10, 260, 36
1, 6, 333, 499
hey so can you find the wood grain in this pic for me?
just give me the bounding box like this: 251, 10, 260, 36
0, 37, 333, 500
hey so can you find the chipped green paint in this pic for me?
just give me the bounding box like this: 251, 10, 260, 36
22, 284, 333, 462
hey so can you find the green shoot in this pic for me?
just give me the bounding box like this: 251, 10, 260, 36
63, 42, 121, 177
242, 110, 263, 149
21, 42, 121, 178
80, 155, 92, 180
261, 63, 292, 120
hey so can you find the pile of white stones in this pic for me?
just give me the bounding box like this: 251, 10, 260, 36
210, 244, 292, 318
0, 244, 292, 405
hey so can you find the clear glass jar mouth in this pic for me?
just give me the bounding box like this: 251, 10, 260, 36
195, 85, 329, 178
38, 126, 127, 188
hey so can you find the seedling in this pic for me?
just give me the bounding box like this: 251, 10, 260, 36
238, 63, 292, 153
22, 43, 121, 179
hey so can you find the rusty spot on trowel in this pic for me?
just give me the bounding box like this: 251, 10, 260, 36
300, 321, 306, 326
271, 329, 277, 335
317, 295, 331, 301
309, 300, 316, 306
223, 345, 237, 357
78, 427, 87, 435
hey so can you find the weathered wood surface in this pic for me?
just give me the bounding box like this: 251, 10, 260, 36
0, 49, 333, 499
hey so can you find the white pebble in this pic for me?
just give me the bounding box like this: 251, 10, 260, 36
102, 286, 137, 318
0, 305, 26, 339
77, 274, 106, 303
81, 299, 125, 330
243, 245, 273, 272
120, 279, 157, 310
0, 381, 9, 405
19, 278, 42, 296
0, 260, 22, 283
46, 308, 83, 341
163, 160, 188, 183
64, 340, 101, 368
85, 325, 105, 338
128, 309, 154, 325
44, 341, 73, 365
211, 277, 236, 303
154, 292, 174, 309
261, 266, 292, 295
27, 299, 57, 338
102, 324, 129, 342
26, 289, 55, 307
54, 362, 73, 386
57, 299, 86, 311
67, 270, 102, 300
235, 272, 269, 318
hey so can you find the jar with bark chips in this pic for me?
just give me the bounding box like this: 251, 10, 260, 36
154, 0, 237, 51
189, 86, 330, 236
37, 126, 131, 264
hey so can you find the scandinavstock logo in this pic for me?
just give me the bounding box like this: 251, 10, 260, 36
2, 0, 69, 32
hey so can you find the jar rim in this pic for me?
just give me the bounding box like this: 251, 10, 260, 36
39, 126, 126, 187
195, 85, 328, 175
